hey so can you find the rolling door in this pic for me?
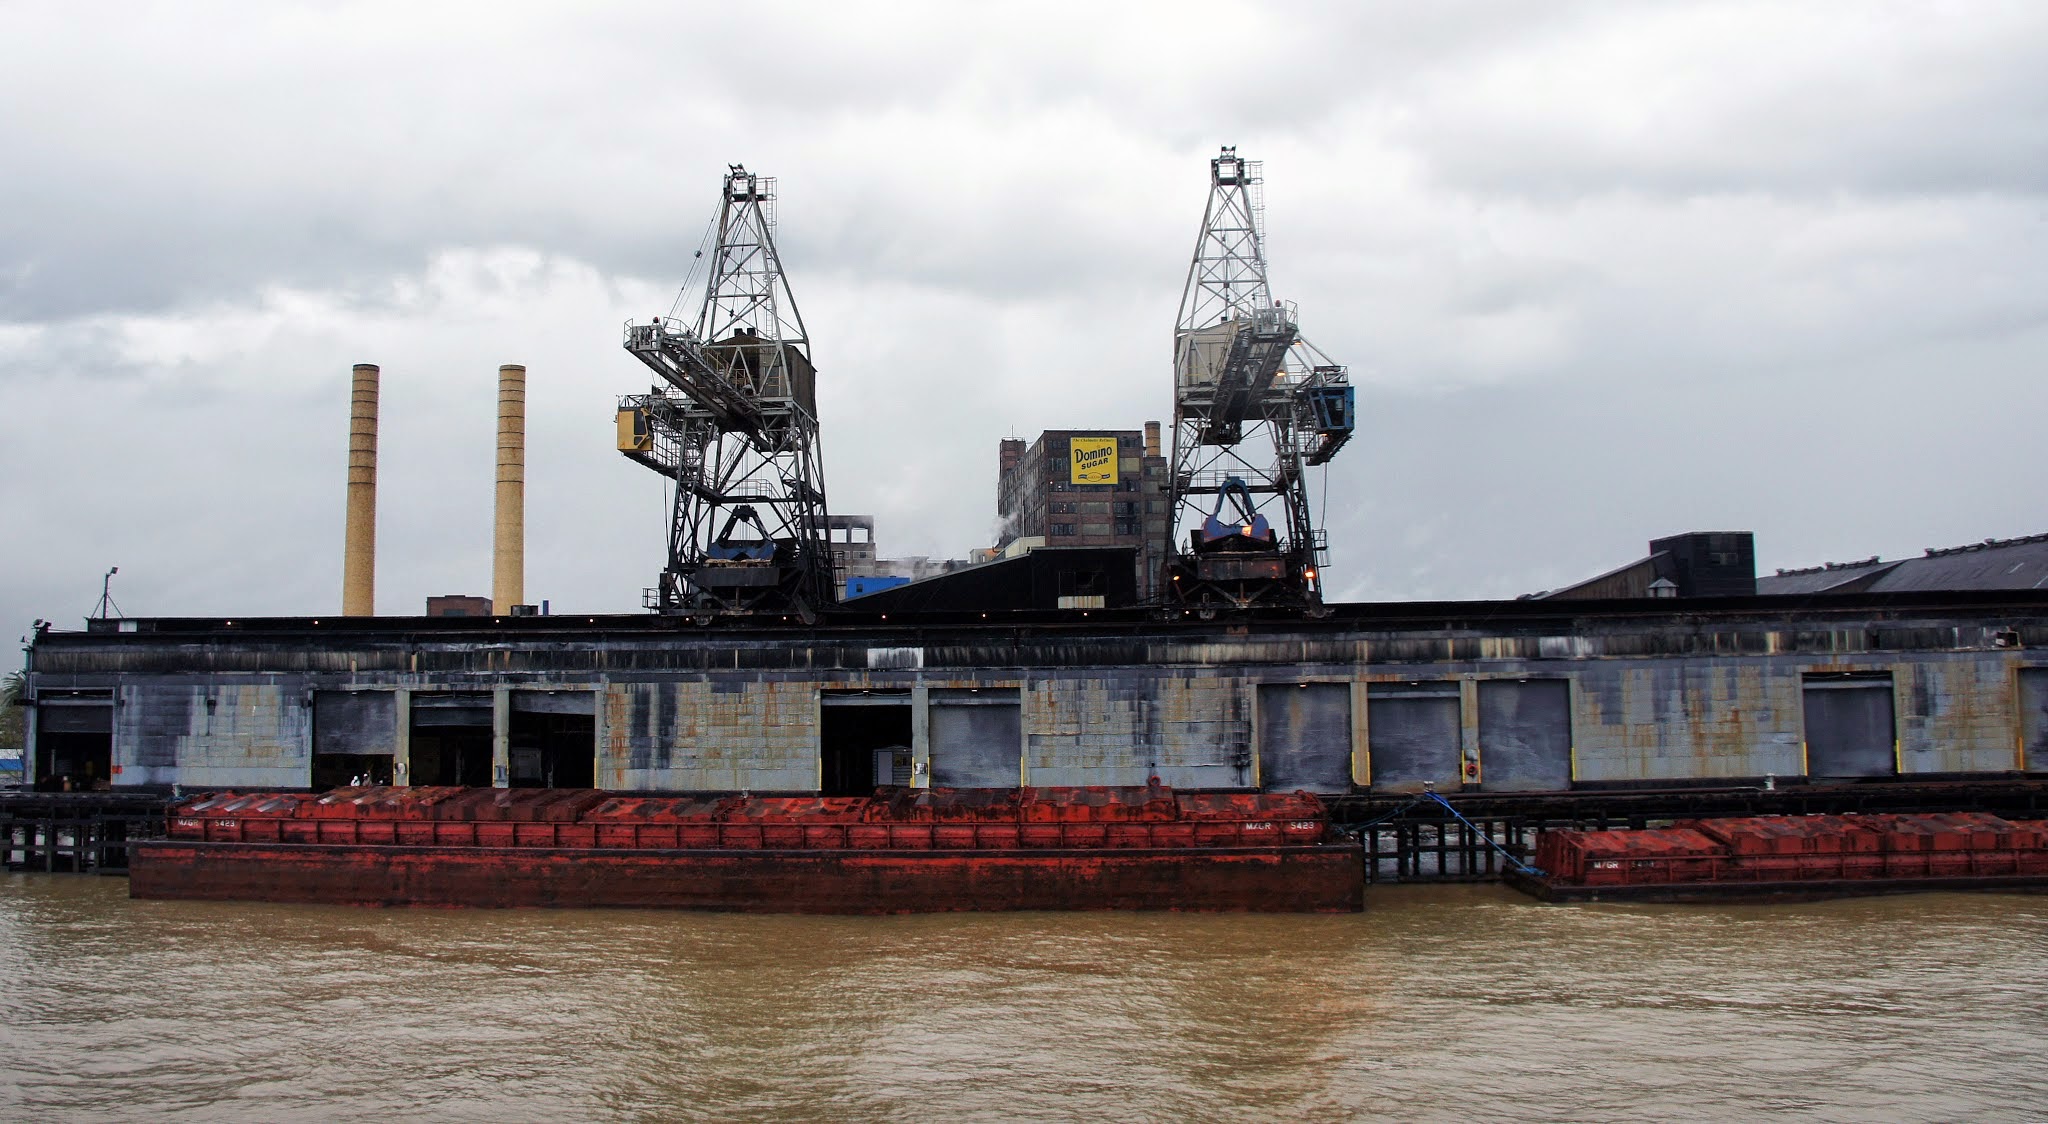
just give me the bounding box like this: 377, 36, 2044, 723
1803, 675, 1896, 779
37, 702, 113, 735
1367, 684, 1461, 792
928, 691, 1022, 788
313, 691, 398, 755
2024, 669, 2048, 773
410, 693, 493, 729
1257, 683, 1352, 793
1478, 679, 1572, 792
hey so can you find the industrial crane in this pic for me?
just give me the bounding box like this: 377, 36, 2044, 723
1162, 147, 1356, 612
616, 165, 835, 620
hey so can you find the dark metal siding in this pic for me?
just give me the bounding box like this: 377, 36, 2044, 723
411, 692, 493, 728
1478, 680, 1572, 792
1366, 685, 1461, 792
2018, 668, 2048, 772
313, 691, 397, 756
1257, 684, 1352, 793
930, 698, 1021, 788
37, 704, 113, 734
511, 691, 596, 716
1803, 679, 1897, 778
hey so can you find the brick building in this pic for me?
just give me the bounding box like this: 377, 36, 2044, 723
996, 424, 1169, 598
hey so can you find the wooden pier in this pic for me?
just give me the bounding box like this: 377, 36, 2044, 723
0, 793, 167, 874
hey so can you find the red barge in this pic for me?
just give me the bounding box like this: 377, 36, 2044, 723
1509, 813, 2048, 903
131, 785, 1364, 913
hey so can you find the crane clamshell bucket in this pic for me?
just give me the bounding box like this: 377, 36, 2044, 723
1193, 477, 1277, 553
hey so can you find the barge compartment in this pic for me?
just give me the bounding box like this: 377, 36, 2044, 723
130, 785, 1365, 913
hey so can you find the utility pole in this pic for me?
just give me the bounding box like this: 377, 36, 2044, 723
90, 567, 123, 620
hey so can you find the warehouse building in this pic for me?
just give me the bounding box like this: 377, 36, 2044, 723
20, 590, 2048, 797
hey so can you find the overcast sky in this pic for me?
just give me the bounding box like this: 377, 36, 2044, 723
3, 1, 2045, 639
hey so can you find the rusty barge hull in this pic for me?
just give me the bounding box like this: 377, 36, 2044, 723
128, 840, 1365, 912
1512, 812, 2048, 903
1504, 868, 2048, 903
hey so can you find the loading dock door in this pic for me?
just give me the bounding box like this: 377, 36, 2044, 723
313, 691, 399, 790
820, 692, 913, 796
928, 691, 1022, 789
1478, 679, 1573, 792
510, 692, 597, 789
1803, 676, 1897, 779
2024, 669, 2048, 773
1258, 684, 1353, 793
35, 700, 113, 791
1367, 684, 1461, 793
409, 693, 494, 788
314, 691, 397, 755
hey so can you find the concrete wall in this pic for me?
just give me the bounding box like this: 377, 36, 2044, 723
115, 679, 308, 788
604, 680, 818, 791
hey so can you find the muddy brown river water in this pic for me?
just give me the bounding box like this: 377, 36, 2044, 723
2, 876, 2045, 1121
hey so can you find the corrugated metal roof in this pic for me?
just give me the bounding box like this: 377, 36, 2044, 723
1868, 535, 2048, 592
1760, 533, 2048, 595
1757, 559, 1896, 595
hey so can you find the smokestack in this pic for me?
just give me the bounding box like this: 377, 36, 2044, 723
342, 363, 379, 616
492, 364, 526, 615
1144, 421, 1161, 458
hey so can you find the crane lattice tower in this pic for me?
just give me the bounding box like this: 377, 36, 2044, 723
616, 165, 835, 620
1163, 147, 1356, 611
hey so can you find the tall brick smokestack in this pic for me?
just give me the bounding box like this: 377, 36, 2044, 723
492, 364, 526, 615
342, 363, 379, 616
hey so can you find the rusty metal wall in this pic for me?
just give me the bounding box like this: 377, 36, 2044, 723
1571, 659, 1803, 783
1896, 657, 2015, 774
1256, 684, 1352, 793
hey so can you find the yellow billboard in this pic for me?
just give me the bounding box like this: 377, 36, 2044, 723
1069, 436, 1118, 485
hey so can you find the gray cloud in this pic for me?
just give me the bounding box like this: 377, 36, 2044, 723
3, 1, 2046, 643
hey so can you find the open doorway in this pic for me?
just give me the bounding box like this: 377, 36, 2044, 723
311, 754, 394, 790
509, 692, 596, 789
312, 691, 397, 791
34, 698, 113, 792
409, 693, 493, 787
819, 692, 912, 796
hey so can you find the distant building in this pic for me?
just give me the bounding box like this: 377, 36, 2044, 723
1759, 531, 2048, 595
996, 424, 1169, 599
426, 595, 494, 617
826, 515, 973, 601
1538, 532, 1758, 600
